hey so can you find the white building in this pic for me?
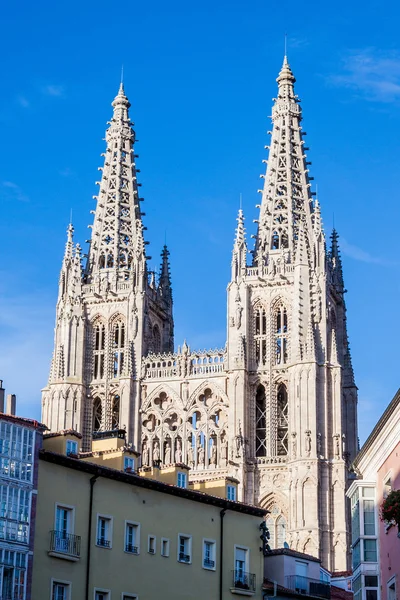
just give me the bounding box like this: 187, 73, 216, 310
42, 57, 358, 571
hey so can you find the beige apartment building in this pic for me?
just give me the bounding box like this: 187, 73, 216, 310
31, 430, 267, 599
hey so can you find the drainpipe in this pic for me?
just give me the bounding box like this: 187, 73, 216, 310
219, 509, 227, 600
85, 474, 99, 600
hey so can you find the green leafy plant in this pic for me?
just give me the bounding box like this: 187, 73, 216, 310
381, 490, 400, 526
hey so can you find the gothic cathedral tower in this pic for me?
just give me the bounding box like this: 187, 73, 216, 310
227, 57, 358, 570
42, 84, 174, 450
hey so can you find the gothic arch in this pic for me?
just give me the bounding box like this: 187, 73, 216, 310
141, 384, 183, 413
186, 380, 229, 410
109, 312, 126, 326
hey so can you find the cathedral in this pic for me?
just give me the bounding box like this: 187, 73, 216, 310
42, 56, 358, 571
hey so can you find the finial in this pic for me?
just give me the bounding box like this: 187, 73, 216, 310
239, 193, 242, 210
121, 64, 124, 85
284, 32, 288, 59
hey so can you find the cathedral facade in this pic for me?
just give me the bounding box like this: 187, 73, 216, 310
42, 57, 358, 572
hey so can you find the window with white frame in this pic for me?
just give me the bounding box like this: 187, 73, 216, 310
122, 596, 138, 600
0, 422, 34, 482
234, 546, 248, 585
148, 535, 156, 554
124, 456, 135, 471
53, 505, 74, 552
203, 539, 216, 569
295, 561, 309, 594
94, 590, 110, 600
125, 522, 139, 554
66, 440, 78, 456
161, 538, 170, 557
177, 472, 187, 488
52, 581, 70, 600
178, 534, 191, 563
363, 539, 377, 562
387, 577, 396, 600
365, 575, 379, 600
97, 516, 112, 548
0, 550, 26, 600
227, 485, 236, 501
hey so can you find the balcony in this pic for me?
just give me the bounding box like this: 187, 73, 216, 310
285, 575, 331, 599
49, 530, 81, 561
204, 558, 215, 569
125, 543, 139, 554
231, 570, 256, 596
179, 552, 191, 563
97, 537, 111, 548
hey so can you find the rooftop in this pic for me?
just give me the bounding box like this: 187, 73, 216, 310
0, 411, 47, 431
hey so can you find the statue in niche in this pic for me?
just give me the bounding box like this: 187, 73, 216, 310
153, 441, 160, 462
305, 430, 311, 457
164, 441, 171, 464
267, 257, 275, 277
210, 442, 217, 467
334, 434, 340, 459
220, 437, 228, 467
317, 433, 322, 456
291, 432, 297, 458
198, 443, 205, 468
175, 439, 182, 463
235, 291, 243, 330
187, 443, 194, 467
142, 440, 149, 466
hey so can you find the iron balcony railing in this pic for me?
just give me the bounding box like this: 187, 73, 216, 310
179, 552, 191, 563
204, 558, 215, 568
50, 530, 81, 558
285, 575, 331, 599
125, 543, 139, 554
97, 537, 111, 548
232, 570, 256, 592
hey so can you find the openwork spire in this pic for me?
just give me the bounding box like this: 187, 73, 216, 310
85, 84, 145, 282
232, 209, 247, 281
329, 229, 344, 292
158, 245, 172, 302
253, 56, 314, 266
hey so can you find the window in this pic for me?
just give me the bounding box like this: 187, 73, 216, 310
161, 538, 170, 557
112, 395, 120, 429
234, 546, 248, 585
125, 522, 139, 554
94, 591, 110, 600
275, 304, 288, 365
97, 516, 112, 548
254, 306, 267, 366
227, 485, 236, 501
276, 384, 288, 455
124, 457, 135, 471
203, 539, 216, 570
255, 385, 267, 457
54, 505, 74, 551
177, 472, 187, 488
93, 323, 105, 379
351, 491, 360, 544
113, 322, 125, 378
363, 539, 377, 562
265, 505, 287, 549
178, 534, 191, 563
0, 422, 33, 482
52, 581, 70, 600
66, 440, 78, 456
295, 561, 308, 594
387, 577, 396, 600
122, 596, 138, 600
152, 325, 161, 354
363, 499, 375, 535
148, 535, 156, 554
353, 575, 361, 600
352, 540, 361, 569
92, 398, 102, 432
0, 551, 27, 600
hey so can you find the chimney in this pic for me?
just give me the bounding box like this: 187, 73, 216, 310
6, 394, 16, 416
0, 381, 4, 412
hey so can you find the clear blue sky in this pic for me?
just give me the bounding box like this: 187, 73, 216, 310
0, 0, 399, 444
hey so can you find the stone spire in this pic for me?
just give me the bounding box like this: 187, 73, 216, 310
253, 56, 314, 267
85, 83, 145, 282
158, 245, 172, 303
329, 229, 344, 292
231, 209, 247, 281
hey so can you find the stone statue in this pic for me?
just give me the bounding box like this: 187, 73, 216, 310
291, 432, 297, 458
187, 443, 194, 467
153, 441, 160, 462
142, 441, 149, 466
305, 430, 311, 457
210, 443, 217, 466
175, 439, 182, 463
220, 437, 228, 466
164, 441, 171, 464
198, 443, 205, 467
317, 433, 322, 456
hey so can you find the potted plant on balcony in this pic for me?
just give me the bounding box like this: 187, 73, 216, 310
381, 490, 400, 536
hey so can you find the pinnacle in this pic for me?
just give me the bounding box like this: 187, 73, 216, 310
277, 54, 296, 85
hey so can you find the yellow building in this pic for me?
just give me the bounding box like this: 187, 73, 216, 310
32, 432, 267, 600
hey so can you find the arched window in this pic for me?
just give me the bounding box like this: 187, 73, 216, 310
255, 385, 267, 457
275, 304, 288, 365
112, 395, 120, 429
93, 323, 105, 379
113, 322, 125, 378
254, 306, 267, 366
93, 397, 102, 431
271, 231, 280, 250
153, 325, 161, 354
266, 505, 287, 549
277, 384, 288, 456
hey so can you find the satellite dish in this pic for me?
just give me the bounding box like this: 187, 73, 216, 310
283, 541, 289, 549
